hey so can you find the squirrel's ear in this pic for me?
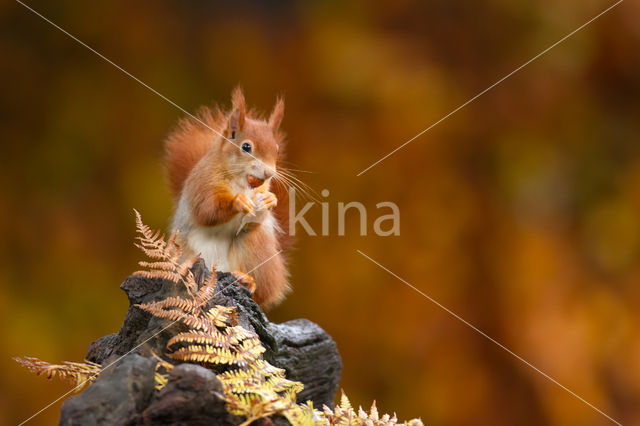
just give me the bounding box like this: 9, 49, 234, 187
229, 87, 246, 134
268, 97, 285, 132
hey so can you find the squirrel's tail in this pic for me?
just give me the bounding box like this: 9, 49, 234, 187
164, 106, 226, 199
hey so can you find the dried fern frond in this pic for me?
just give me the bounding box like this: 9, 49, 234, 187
321, 391, 424, 426
134, 209, 171, 258
283, 401, 324, 426
218, 356, 305, 425
232, 338, 266, 367
205, 305, 238, 328
167, 338, 265, 367
192, 272, 217, 308
151, 351, 174, 391
232, 394, 293, 426
167, 330, 228, 350
133, 210, 198, 295
153, 295, 196, 311
168, 345, 240, 365
14, 357, 102, 392
135, 301, 214, 332
154, 370, 169, 391
223, 325, 256, 345
225, 381, 300, 426
136, 300, 240, 337
218, 365, 300, 395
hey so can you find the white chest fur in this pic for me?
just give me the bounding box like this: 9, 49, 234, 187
170, 189, 277, 272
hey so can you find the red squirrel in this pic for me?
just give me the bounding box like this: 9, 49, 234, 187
164, 88, 293, 309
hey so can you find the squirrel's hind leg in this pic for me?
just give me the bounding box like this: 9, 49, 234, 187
231, 271, 257, 294
229, 227, 290, 310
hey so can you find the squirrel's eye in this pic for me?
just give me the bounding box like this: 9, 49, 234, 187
241, 142, 252, 153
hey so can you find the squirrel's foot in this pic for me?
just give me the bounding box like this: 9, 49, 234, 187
231, 271, 257, 294
233, 193, 254, 215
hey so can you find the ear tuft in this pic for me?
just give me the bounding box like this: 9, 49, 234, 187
229, 86, 246, 133
268, 97, 285, 132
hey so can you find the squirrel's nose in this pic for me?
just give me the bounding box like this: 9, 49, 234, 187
263, 168, 274, 180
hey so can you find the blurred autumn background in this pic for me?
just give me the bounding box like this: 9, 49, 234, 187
1, 0, 640, 425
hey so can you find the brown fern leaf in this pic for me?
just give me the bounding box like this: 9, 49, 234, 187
218, 362, 302, 398
175, 254, 199, 278
151, 351, 174, 391
266, 374, 304, 394
206, 306, 238, 328
218, 370, 266, 391
283, 402, 321, 425
166, 330, 229, 350
227, 393, 290, 426
134, 210, 169, 253
134, 231, 180, 261
149, 295, 196, 312
224, 325, 256, 345
135, 303, 212, 332
247, 359, 287, 377
133, 269, 183, 283
134, 211, 200, 295
154, 371, 169, 391
14, 357, 102, 392
133, 255, 199, 294
168, 345, 238, 365
233, 338, 266, 367
321, 390, 424, 426
192, 271, 217, 308
137, 260, 179, 271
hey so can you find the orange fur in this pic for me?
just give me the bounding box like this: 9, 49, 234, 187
164, 88, 294, 309
164, 106, 226, 199
230, 223, 289, 309
182, 153, 239, 227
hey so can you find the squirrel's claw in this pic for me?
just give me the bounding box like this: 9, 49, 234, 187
261, 191, 278, 210
231, 271, 257, 294
233, 193, 254, 215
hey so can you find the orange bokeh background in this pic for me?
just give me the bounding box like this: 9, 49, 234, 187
1, 1, 640, 425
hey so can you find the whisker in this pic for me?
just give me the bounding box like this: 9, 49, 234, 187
275, 171, 320, 203
279, 166, 315, 174
279, 170, 319, 195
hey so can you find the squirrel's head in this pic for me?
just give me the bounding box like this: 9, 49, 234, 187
220, 87, 284, 190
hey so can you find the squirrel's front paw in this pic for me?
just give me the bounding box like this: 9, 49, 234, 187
233, 193, 254, 215
252, 191, 277, 211
261, 191, 278, 210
